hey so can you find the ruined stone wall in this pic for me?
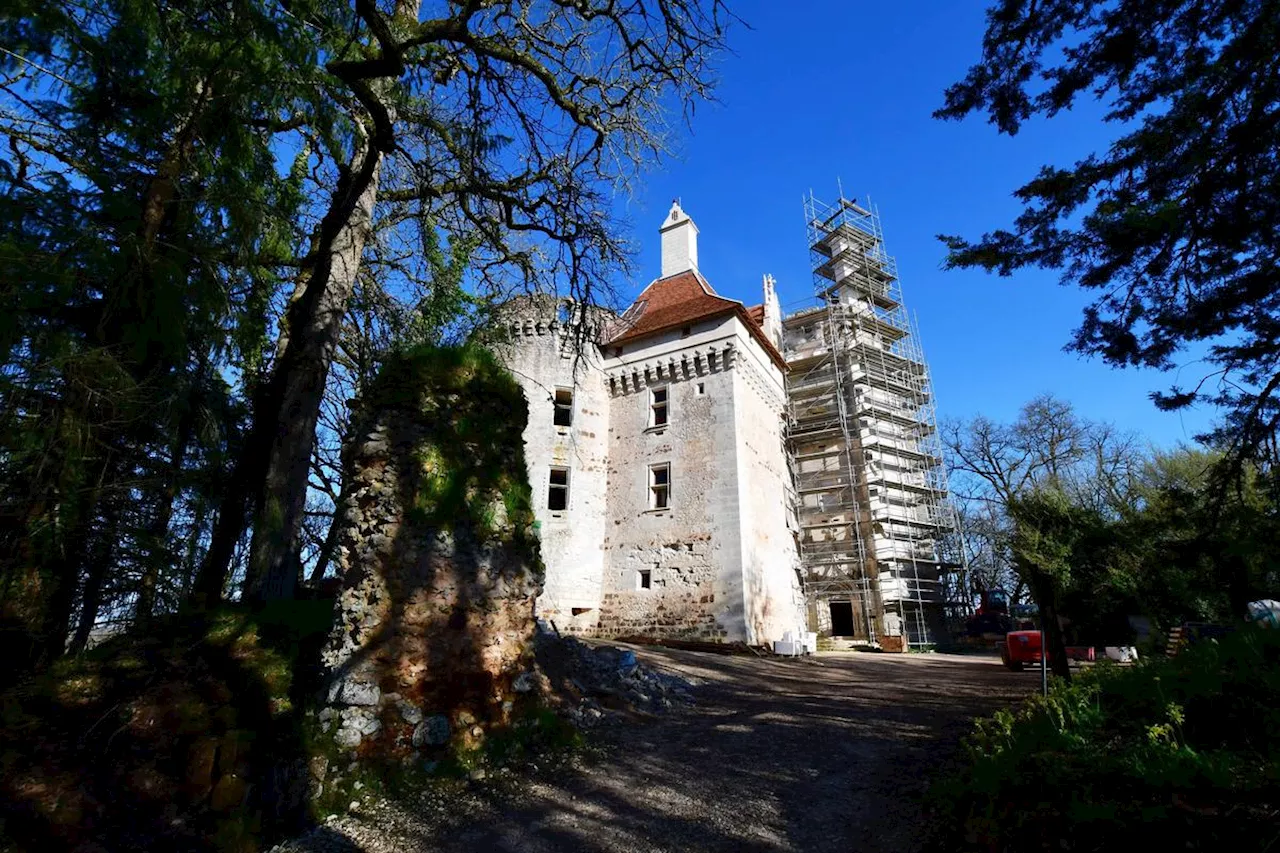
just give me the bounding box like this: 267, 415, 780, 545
731, 324, 806, 645
490, 302, 611, 634
596, 318, 746, 641
321, 345, 542, 757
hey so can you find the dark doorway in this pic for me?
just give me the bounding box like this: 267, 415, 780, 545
829, 601, 855, 637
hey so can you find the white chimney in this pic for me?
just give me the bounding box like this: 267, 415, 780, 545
659, 199, 698, 278
762, 274, 782, 350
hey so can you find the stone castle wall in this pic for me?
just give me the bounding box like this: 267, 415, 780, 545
731, 323, 807, 644
321, 346, 542, 757
494, 302, 804, 646
597, 329, 743, 640
491, 301, 611, 635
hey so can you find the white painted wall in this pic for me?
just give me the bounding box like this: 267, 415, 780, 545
493, 311, 611, 633
730, 324, 806, 645
659, 201, 699, 279
497, 301, 803, 646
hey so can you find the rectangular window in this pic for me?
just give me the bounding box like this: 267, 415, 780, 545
553, 388, 573, 427
695, 382, 705, 395
637, 569, 652, 590
548, 467, 570, 511
650, 386, 668, 427
649, 463, 670, 510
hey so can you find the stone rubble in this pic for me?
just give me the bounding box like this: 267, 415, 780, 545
534, 630, 695, 728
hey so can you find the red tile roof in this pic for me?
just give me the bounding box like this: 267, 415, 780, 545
606, 271, 786, 370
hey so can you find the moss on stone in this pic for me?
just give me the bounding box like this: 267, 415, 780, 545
357, 342, 542, 575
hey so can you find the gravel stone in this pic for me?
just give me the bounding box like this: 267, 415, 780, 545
272, 647, 1030, 853
412, 715, 450, 747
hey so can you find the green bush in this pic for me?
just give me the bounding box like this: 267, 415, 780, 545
930, 628, 1280, 851
0, 602, 337, 852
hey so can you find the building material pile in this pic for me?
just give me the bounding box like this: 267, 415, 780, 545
534, 630, 695, 727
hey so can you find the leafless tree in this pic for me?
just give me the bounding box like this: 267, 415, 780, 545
943, 395, 1147, 675
194, 0, 733, 602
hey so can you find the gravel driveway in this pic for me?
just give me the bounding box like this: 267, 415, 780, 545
281, 647, 1030, 853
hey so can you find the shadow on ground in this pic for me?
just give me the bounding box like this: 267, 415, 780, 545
0, 603, 334, 852
286, 648, 1032, 853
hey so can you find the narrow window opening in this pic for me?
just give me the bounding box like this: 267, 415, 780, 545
650, 387, 668, 427
553, 388, 573, 427
548, 467, 570, 511
695, 382, 705, 395
637, 569, 652, 590
649, 463, 670, 510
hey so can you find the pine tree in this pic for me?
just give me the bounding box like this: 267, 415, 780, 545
0, 0, 322, 672
937, 1, 1280, 459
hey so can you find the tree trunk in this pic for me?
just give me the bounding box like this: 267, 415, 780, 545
69, 499, 122, 655
179, 489, 210, 600
239, 0, 420, 602
135, 375, 200, 625
0, 377, 116, 681
20, 452, 111, 675
1028, 570, 1071, 680
191, 422, 256, 607
243, 137, 385, 602
308, 498, 345, 585
1225, 551, 1253, 619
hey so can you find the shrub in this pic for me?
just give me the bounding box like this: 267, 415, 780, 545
0, 603, 334, 852
930, 627, 1280, 851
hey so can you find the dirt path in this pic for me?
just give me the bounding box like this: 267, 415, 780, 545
283, 648, 1030, 853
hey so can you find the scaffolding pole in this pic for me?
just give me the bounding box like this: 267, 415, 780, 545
783, 189, 964, 648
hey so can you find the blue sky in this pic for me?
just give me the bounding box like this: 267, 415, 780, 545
611, 0, 1216, 449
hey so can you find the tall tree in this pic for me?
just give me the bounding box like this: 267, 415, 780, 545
232, 0, 732, 601
0, 0, 322, 671
944, 396, 1142, 676
953, 498, 1022, 603
936, 1, 1280, 460
1131, 447, 1280, 620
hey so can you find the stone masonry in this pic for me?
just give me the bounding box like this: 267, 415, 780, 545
320, 345, 542, 756
496, 202, 807, 647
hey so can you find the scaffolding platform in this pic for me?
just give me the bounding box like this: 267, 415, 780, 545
783, 189, 971, 648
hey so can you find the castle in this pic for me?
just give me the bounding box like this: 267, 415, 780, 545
495, 196, 960, 648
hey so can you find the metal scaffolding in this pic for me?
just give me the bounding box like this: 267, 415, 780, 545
782, 190, 968, 647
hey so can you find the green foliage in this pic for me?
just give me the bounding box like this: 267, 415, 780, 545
363, 342, 540, 564
0, 0, 333, 667
1129, 448, 1280, 627
950, 397, 1280, 643
471, 706, 585, 769
931, 628, 1280, 851
937, 1, 1280, 458
0, 602, 336, 851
